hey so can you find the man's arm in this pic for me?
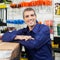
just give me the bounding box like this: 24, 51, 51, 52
2, 29, 34, 42
2, 29, 24, 42
2, 30, 17, 42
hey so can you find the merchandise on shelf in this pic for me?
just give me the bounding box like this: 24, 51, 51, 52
45, 20, 53, 34
0, 4, 7, 8
57, 24, 60, 35
10, 3, 17, 8
10, 0, 52, 8
55, 3, 60, 15
7, 19, 25, 24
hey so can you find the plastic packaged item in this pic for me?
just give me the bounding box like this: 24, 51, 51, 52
7, 19, 25, 24
57, 24, 60, 35
56, 6, 60, 15
0, 4, 7, 8
20, 2, 29, 7
10, 3, 17, 8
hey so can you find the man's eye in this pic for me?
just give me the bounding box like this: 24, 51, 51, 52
25, 15, 29, 18
31, 14, 34, 16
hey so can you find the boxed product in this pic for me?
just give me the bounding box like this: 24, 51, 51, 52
0, 42, 20, 60
55, 52, 60, 60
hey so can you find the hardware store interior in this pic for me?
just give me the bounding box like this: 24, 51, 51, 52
0, 0, 60, 60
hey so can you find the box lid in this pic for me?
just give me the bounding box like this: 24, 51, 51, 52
0, 42, 19, 50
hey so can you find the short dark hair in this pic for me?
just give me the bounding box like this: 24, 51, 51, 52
23, 8, 36, 18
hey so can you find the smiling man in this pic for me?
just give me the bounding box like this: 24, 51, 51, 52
2, 8, 53, 60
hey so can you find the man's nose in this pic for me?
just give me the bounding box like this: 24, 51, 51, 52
28, 16, 33, 20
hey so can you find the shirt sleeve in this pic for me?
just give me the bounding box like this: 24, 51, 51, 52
2, 29, 24, 42
18, 26, 51, 49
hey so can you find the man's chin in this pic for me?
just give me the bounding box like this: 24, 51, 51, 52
28, 24, 34, 27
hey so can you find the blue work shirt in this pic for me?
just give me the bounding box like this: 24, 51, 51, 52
2, 23, 53, 60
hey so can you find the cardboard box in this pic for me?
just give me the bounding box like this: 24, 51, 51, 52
55, 52, 60, 60
0, 42, 20, 60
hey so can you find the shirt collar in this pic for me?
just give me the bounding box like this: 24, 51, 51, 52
27, 23, 40, 33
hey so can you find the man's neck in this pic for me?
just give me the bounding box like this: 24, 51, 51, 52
29, 26, 34, 31
29, 24, 36, 31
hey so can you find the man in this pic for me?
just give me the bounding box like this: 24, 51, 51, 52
2, 8, 53, 60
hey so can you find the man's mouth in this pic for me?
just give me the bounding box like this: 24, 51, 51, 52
28, 20, 33, 23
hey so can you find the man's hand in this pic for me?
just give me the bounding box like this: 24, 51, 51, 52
15, 35, 34, 41
24, 36, 34, 41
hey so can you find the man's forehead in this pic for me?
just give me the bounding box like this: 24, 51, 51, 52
24, 11, 34, 15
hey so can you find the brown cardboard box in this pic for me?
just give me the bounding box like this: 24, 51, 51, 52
0, 42, 20, 60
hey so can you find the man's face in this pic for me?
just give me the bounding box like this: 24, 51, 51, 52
23, 10, 36, 27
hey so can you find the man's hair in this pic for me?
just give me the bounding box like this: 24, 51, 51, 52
23, 8, 36, 18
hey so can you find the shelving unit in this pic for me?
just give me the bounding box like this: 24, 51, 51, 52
53, 0, 60, 37
0, 4, 7, 34
0, 4, 7, 24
